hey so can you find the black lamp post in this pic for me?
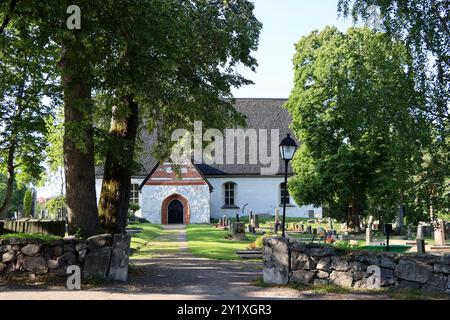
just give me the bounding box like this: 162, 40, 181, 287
279, 133, 297, 238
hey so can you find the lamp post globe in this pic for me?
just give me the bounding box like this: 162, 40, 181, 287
279, 133, 297, 238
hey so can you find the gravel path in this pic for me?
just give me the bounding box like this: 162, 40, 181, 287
0, 225, 391, 300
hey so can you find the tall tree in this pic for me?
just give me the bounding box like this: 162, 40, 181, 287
0, 20, 58, 218
285, 27, 424, 229
338, 0, 449, 223
96, 0, 262, 233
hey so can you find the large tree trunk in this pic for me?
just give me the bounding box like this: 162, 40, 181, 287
347, 200, 360, 231
60, 37, 100, 237
98, 96, 139, 234
0, 142, 16, 218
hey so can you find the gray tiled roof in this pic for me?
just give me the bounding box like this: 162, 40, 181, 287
96, 98, 297, 177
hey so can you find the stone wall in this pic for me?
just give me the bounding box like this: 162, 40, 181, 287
263, 237, 450, 294
0, 233, 130, 283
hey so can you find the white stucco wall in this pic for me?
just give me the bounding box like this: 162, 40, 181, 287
208, 176, 322, 219
95, 176, 321, 223
140, 184, 210, 224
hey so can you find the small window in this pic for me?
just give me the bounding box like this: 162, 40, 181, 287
224, 182, 236, 206
130, 184, 139, 204
280, 182, 290, 205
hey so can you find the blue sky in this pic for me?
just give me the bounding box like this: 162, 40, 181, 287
231, 0, 354, 98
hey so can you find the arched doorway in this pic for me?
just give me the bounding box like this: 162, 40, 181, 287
161, 194, 190, 224
168, 199, 184, 224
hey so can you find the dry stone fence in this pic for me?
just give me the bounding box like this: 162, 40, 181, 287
0, 233, 130, 283
263, 237, 450, 294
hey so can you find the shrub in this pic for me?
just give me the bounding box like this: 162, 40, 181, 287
254, 235, 266, 249
23, 188, 33, 217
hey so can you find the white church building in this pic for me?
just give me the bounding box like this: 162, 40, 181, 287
95, 98, 322, 224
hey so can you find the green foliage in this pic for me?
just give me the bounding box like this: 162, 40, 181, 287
0, 232, 61, 243
127, 203, 140, 221
90, 0, 262, 165
0, 17, 59, 184
22, 188, 33, 217
44, 195, 66, 219
285, 27, 426, 225
254, 235, 267, 249
338, 0, 450, 223
45, 107, 64, 173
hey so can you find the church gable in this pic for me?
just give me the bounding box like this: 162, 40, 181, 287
144, 162, 211, 189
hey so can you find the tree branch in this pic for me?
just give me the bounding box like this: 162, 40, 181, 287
0, 0, 18, 34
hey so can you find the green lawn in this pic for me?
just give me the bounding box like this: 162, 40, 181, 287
186, 224, 258, 260
0, 232, 61, 242
128, 223, 164, 259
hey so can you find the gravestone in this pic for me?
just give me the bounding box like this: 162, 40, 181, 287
308, 210, 314, 218
108, 234, 131, 282
434, 219, 446, 246
274, 208, 280, 233
416, 224, 422, 239
318, 228, 326, 239
254, 215, 259, 228
366, 228, 373, 246
416, 239, 426, 254
406, 224, 413, 240
231, 222, 247, 240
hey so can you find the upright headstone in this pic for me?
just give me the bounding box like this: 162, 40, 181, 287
416, 239, 426, 254
434, 219, 446, 246
406, 224, 412, 240
416, 223, 424, 239
367, 215, 374, 229
108, 233, 131, 282
231, 222, 247, 240
365, 228, 373, 246
274, 208, 280, 233
254, 214, 259, 228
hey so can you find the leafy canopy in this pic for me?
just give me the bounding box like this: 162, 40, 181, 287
285, 27, 425, 222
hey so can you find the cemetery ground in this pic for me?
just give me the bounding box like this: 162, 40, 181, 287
0, 222, 448, 299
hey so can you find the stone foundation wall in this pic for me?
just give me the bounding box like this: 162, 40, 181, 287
0, 233, 130, 283
263, 237, 450, 294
